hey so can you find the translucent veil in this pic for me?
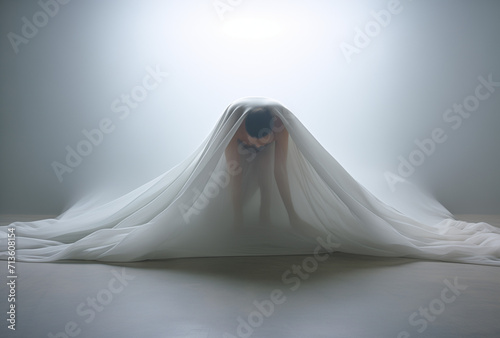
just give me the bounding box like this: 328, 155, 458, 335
1, 97, 499, 265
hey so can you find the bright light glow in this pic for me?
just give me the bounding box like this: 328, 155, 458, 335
221, 18, 285, 40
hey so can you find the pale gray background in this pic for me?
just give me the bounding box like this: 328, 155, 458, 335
1, 0, 499, 215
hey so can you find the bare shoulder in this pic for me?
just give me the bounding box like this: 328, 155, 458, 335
273, 115, 284, 128
273, 116, 288, 141
228, 120, 245, 145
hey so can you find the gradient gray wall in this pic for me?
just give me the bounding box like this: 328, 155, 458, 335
1, 0, 499, 215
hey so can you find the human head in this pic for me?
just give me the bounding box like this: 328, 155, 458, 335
244, 107, 274, 147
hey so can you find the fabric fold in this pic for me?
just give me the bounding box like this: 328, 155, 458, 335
1, 97, 499, 265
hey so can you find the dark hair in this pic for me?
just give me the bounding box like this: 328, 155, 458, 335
244, 107, 273, 138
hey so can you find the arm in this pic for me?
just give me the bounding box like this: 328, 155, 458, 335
257, 142, 272, 224
225, 134, 244, 226
273, 120, 324, 238
273, 120, 298, 221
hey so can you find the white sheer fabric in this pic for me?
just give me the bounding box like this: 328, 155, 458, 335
1, 97, 499, 264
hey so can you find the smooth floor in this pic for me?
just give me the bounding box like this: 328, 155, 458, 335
0, 215, 499, 338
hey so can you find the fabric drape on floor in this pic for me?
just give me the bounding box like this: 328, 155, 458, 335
1, 97, 499, 264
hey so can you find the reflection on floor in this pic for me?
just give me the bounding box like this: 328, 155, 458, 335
0, 215, 499, 338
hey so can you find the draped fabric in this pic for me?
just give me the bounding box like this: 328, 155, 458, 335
1, 97, 499, 264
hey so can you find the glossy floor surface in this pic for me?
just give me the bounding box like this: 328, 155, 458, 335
1, 215, 499, 338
